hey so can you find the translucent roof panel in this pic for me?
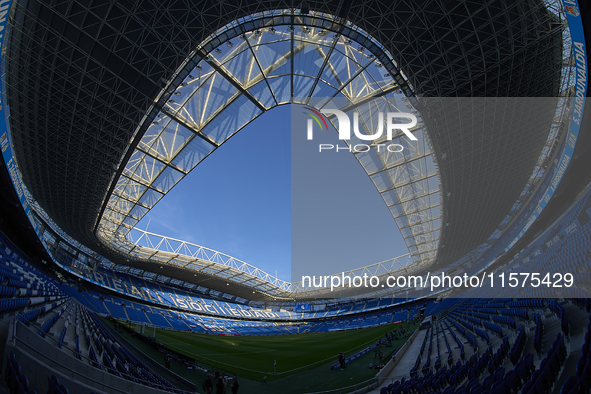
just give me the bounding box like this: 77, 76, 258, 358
95, 9, 441, 275
97, 11, 421, 257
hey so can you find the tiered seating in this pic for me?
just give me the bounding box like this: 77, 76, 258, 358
521, 334, 567, 393
507, 299, 544, 308
47, 374, 69, 394
548, 300, 570, 337
0, 244, 66, 319
510, 325, 526, 365
0, 297, 28, 314
390, 338, 511, 394
4, 181, 591, 394
434, 323, 442, 371
499, 308, 528, 320
378, 288, 587, 394
486, 337, 509, 374
532, 313, 543, 356
10, 273, 184, 394
102, 299, 127, 320
69, 264, 423, 322
447, 318, 478, 350
78, 284, 414, 335
57, 318, 68, 349
473, 327, 489, 344
511, 193, 591, 306
0, 244, 73, 333
439, 322, 453, 366
81, 308, 181, 392
443, 320, 465, 360
482, 321, 502, 338
562, 314, 591, 393
38, 302, 70, 337
422, 326, 433, 374
17, 299, 69, 326
5, 351, 37, 394
382, 331, 522, 393
491, 314, 515, 329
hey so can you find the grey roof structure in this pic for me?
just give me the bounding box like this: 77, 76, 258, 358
3, 0, 573, 299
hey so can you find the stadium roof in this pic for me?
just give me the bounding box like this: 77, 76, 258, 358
94, 17, 442, 267
3, 0, 572, 300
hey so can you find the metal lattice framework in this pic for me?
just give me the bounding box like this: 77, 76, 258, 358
351, 102, 441, 264
94, 12, 402, 235
124, 228, 292, 295
123, 226, 415, 297
95, 10, 443, 269
4, 0, 570, 299
291, 253, 414, 293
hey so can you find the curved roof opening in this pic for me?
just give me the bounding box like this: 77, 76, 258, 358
96, 9, 440, 285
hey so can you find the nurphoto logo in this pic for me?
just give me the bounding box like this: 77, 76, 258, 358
303, 107, 418, 153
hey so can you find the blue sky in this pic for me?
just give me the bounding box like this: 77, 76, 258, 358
137, 104, 408, 282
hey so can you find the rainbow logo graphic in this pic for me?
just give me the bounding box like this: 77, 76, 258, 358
303, 107, 328, 139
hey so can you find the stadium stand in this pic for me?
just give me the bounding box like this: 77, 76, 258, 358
369, 186, 591, 393
0, 0, 589, 393
0, 189, 588, 393
1, 186, 590, 392
0, 233, 197, 393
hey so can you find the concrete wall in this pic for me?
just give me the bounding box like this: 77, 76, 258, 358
349, 328, 421, 394
375, 328, 420, 385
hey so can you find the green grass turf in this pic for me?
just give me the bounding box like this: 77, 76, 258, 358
156, 324, 394, 379
109, 318, 419, 393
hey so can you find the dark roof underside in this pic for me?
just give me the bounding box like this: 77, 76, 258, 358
5, 0, 563, 292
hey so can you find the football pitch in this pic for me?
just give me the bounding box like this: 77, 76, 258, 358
155, 323, 408, 379
111, 319, 419, 393
110, 320, 418, 394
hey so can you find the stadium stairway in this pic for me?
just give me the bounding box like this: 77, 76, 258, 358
371, 324, 430, 387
